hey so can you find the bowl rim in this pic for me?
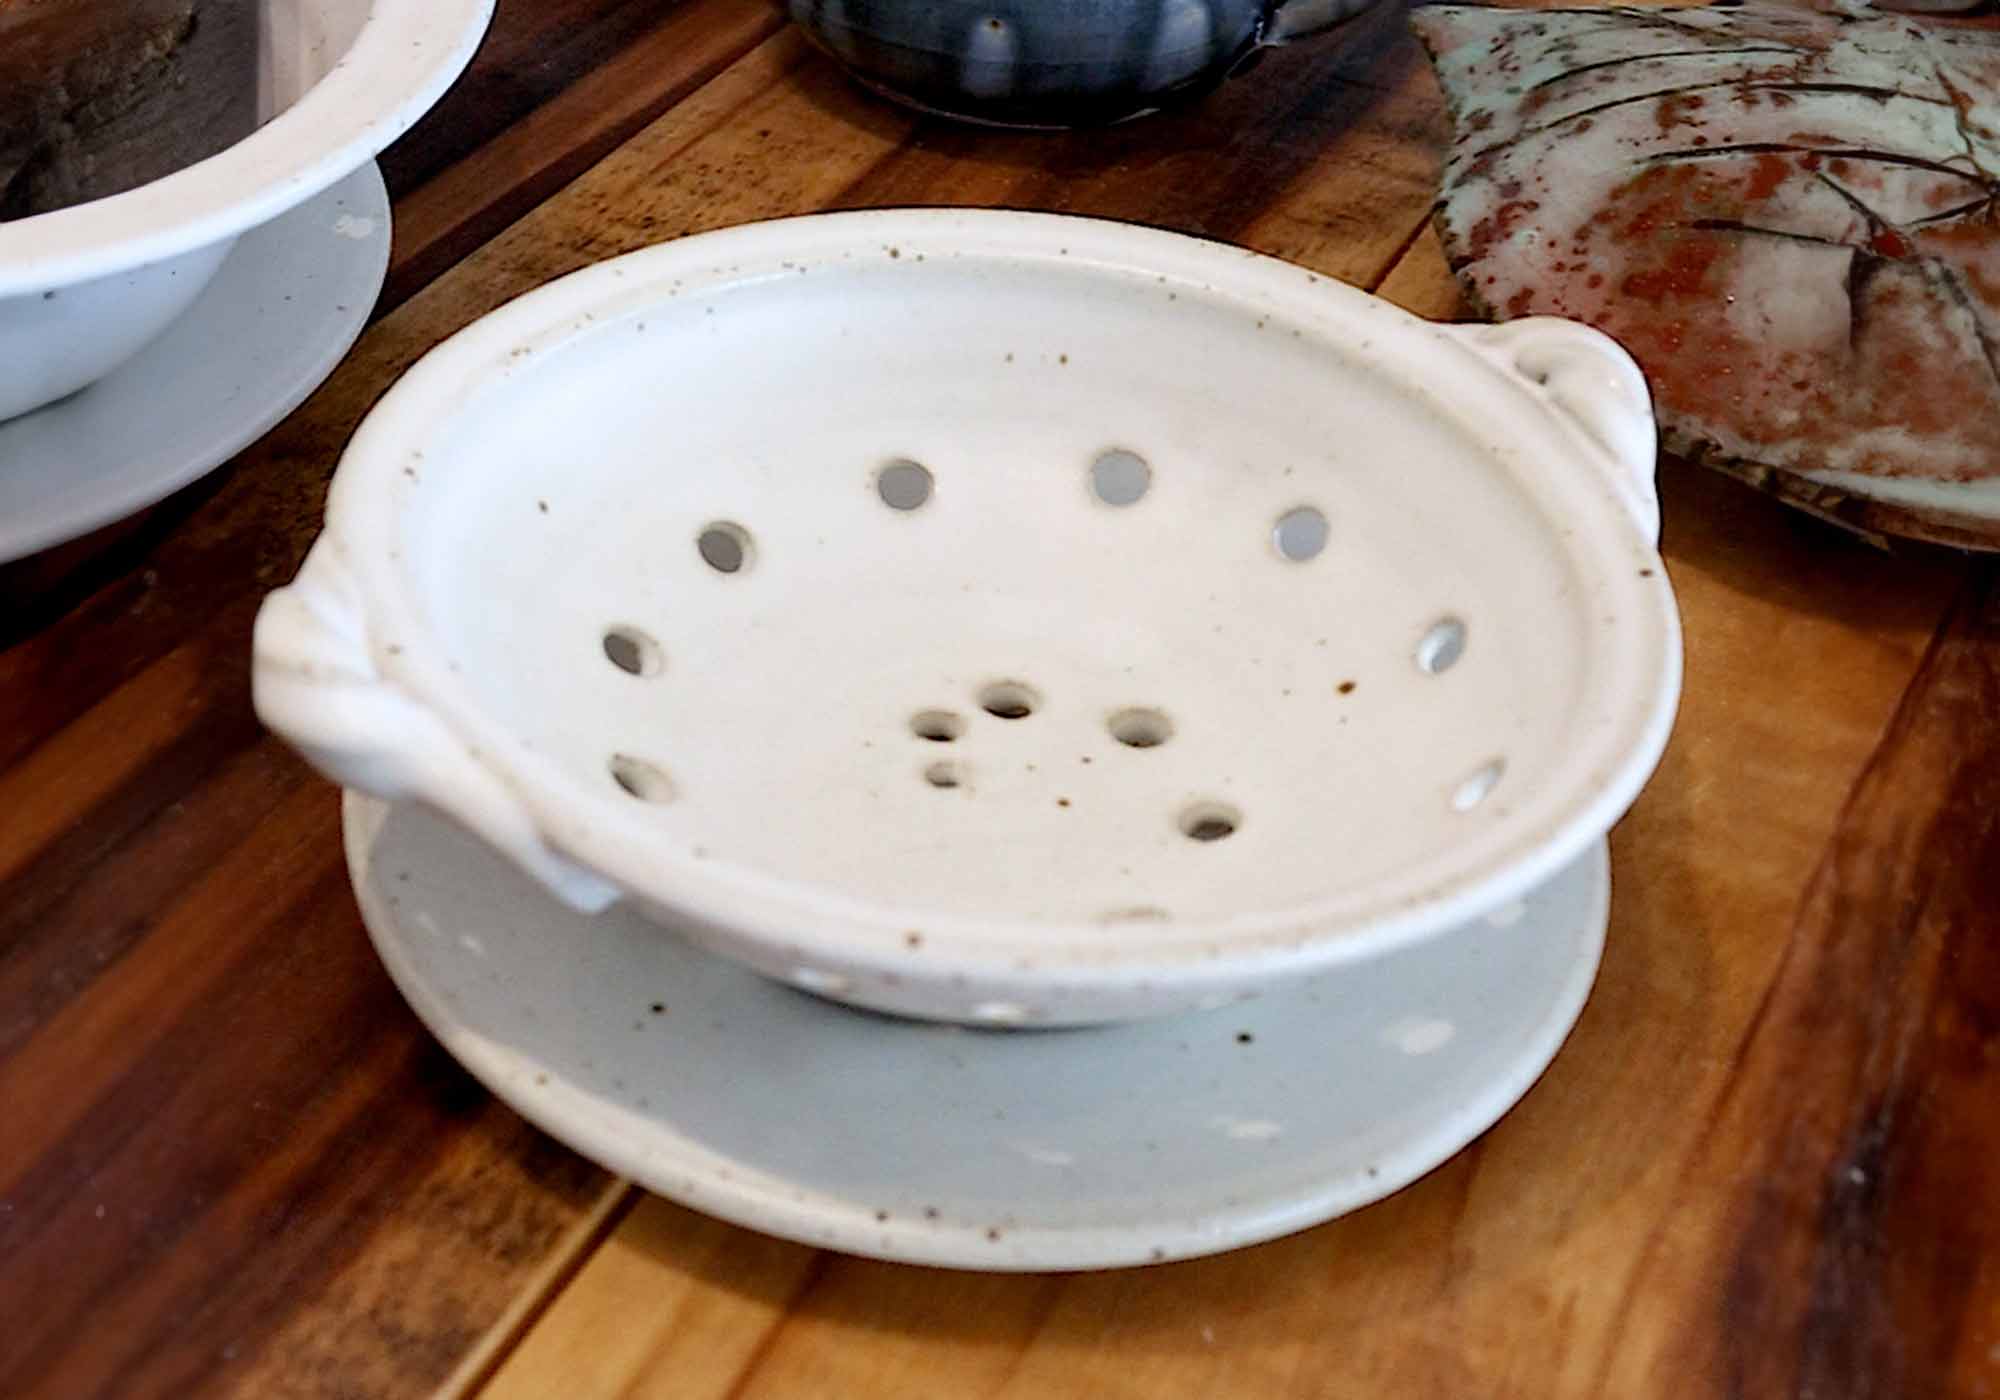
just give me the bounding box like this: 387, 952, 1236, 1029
0, 0, 493, 296
286, 208, 1683, 997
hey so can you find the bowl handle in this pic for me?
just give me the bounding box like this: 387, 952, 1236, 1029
252, 538, 623, 913
1263, 0, 1380, 42
1452, 318, 1661, 542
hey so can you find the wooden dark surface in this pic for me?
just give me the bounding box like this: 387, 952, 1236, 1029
0, 3, 772, 1394
0, 1, 1995, 1395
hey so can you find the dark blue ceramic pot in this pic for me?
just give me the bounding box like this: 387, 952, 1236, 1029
788, 0, 1375, 128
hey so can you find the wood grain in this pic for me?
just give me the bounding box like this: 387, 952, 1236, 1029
380, 0, 785, 313
1608, 565, 2000, 1398
478, 1201, 822, 1400
4, 0, 1995, 1395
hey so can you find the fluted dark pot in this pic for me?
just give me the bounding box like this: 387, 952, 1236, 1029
788, 0, 1376, 128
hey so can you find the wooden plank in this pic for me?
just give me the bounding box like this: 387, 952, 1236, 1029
376, 0, 718, 196
476, 37, 1977, 1400
381, 0, 784, 312
0, 641, 211, 886
1374, 222, 1463, 321
1599, 566, 2000, 1398
478, 1201, 823, 1400
0, 779, 615, 1394
817, 0, 1443, 286
432, 1187, 636, 1400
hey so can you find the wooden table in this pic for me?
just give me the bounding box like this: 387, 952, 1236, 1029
3, 2, 1995, 1395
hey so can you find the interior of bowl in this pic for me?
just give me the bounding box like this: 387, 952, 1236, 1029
354, 220, 1676, 954
0, 0, 366, 222
0, 0, 489, 292
258, 0, 373, 121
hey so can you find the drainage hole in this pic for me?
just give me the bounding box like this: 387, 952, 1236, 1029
1452, 758, 1505, 812
1179, 801, 1240, 842
1416, 616, 1468, 674
911, 710, 965, 742
609, 754, 675, 803
1090, 448, 1151, 506
877, 459, 934, 510
925, 760, 964, 790
696, 521, 752, 574
601, 625, 663, 677
1108, 707, 1173, 748
1273, 505, 1329, 561
978, 681, 1039, 720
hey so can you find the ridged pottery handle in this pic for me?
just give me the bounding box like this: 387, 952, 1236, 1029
1455, 318, 1661, 543
252, 538, 622, 913
1263, 0, 1380, 41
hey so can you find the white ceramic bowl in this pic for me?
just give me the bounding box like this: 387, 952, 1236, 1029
254, 209, 1683, 1026
0, 0, 492, 422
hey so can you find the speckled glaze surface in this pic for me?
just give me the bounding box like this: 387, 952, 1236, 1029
253, 208, 1682, 1026
347, 793, 1608, 1270
1414, 0, 2000, 551
0, 0, 490, 421
788, 0, 1377, 127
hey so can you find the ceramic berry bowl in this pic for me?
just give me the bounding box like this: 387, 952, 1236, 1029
253, 209, 1682, 1027
0, 0, 492, 422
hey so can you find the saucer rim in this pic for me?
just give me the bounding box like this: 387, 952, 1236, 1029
345, 791, 1608, 1271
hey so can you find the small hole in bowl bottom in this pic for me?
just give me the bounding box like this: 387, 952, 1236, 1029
602, 625, 662, 676
696, 521, 752, 573
1273, 506, 1329, 561
1452, 758, 1505, 812
1417, 617, 1468, 674
911, 710, 964, 742
925, 761, 963, 789
1109, 707, 1173, 748
1090, 449, 1151, 506
610, 754, 676, 802
979, 681, 1039, 720
1180, 802, 1240, 842
878, 459, 934, 510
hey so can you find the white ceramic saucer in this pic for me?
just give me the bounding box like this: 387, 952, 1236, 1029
0, 161, 389, 562
348, 792, 1607, 1271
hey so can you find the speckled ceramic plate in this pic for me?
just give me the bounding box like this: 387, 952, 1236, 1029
0, 162, 388, 562
347, 792, 1606, 1270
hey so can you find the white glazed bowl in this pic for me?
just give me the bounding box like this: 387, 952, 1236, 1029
254, 209, 1683, 1026
0, 0, 493, 422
